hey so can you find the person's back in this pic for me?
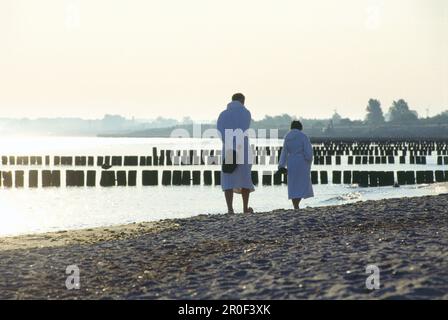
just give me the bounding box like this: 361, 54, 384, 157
217, 102, 251, 133
283, 129, 313, 162
218, 100, 251, 164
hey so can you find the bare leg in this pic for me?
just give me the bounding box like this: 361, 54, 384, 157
241, 188, 253, 213
292, 198, 301, 210
224, 189, 234, 214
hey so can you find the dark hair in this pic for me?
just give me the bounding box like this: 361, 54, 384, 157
232, 93, 245, 104
291, 120, 303, 131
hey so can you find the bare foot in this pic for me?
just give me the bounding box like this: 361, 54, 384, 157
244, 207, 254, 214
228, 209, 235, 215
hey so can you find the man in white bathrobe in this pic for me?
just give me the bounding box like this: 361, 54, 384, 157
217, 93, 255, 214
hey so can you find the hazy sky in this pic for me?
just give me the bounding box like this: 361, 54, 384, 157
0, 0, 447, 120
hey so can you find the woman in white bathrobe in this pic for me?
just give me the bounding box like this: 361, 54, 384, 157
217, 94, 255, 214
278, 120, 314, 210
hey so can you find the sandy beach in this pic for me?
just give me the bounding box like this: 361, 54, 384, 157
0, 194, 447, 300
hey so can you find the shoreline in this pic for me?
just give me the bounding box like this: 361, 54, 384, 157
0, 220, 181, 252
0, 191, 443, 247
0, 194, 447, 299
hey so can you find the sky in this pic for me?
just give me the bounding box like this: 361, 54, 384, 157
0, 0, 447, 121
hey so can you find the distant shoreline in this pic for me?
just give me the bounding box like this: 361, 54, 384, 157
1, 134, 448, 142
96, 122, 448, 140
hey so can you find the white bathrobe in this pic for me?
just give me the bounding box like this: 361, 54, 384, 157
217, 101, 254, 193
278, 129, 314, 200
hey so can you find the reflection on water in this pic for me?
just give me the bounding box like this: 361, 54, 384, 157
1, 183, 446, 237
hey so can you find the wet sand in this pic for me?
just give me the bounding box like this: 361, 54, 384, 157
0, 194, 447, 299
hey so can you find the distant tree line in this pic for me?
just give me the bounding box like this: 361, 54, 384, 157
252, 98, 447, 131
363, 98, 419, 125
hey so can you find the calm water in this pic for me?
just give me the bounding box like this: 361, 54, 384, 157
0, 137, 447, 237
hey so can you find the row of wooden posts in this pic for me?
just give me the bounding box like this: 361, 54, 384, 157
313, 148, 443, 156
3, 141, 448, 166
1, 154, 447, 167
313, 140, 448, 152
1, 169, 447, 188
314, 155, 448, 165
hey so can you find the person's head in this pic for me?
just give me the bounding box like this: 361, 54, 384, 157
291, 120, 303, 131
232, 93, 245, 105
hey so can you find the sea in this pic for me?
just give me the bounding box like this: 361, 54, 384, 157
0, 136, 447, 237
